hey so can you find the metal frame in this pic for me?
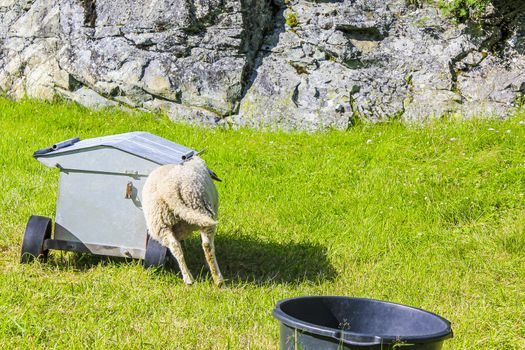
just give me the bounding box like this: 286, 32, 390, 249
42, 239, 146, 258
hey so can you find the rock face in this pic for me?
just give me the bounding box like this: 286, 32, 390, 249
1, 0, 525, 130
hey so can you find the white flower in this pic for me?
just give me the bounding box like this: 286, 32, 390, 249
366, 139, 372, 144
450, 137, 457, 141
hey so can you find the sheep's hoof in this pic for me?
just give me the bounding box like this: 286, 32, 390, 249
183, 276, 195, 285
215, 279, 226, 289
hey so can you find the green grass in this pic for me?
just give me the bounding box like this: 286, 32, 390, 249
438, 0, 491, 22
0, 98, 524, 349
409, 0, 492, 22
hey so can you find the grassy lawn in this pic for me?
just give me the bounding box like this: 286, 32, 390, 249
0, 98, 524, 349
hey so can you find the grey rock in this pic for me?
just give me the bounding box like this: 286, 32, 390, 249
59, 86, 118, 109
1, 0, 274, 120
1, 0, 525, 130
143, 98, 222, 127
240, 1, 525, 128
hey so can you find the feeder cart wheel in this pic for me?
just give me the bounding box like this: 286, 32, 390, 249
143, 235, 169, 268
20, 215, 52, 263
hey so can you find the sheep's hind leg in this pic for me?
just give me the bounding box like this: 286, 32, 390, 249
165, 233, 194, 285
200, 226, 224, 287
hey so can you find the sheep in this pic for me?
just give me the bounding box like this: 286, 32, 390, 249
142, 155, 224, 287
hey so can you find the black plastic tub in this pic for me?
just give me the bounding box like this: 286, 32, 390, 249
273, 296, 453, 350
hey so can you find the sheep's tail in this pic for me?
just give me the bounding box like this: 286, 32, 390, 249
177, 208, 218, 227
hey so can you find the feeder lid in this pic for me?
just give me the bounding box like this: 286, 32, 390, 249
33, 132, 196, 175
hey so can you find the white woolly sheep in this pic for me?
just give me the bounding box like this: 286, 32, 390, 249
142, 155, 224, 286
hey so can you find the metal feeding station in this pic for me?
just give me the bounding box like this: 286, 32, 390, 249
20, 132, 196, 267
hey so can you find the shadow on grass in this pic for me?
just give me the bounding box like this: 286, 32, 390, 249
184, 233, 337, 285
44, 234, 337, 285
45, 251, 136, 271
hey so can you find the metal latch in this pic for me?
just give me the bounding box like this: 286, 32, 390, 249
125, 182, 133, 199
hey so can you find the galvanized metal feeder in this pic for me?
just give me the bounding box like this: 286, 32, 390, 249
20, 132, 196, 267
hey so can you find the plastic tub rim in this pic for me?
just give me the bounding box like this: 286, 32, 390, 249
273, 296, 453, 347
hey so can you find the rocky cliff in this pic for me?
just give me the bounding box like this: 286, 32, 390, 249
1, 0, 524, 130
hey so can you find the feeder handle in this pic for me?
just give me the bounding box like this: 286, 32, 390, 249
273, 308, 382, 346
181, 151, 194, 161
181, 148, 206, 161
52, 136, 80, 151
33, 136, 80, 156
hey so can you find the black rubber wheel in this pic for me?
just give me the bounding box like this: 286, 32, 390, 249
143, 235, 169, 268
20, 215, 52, 263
